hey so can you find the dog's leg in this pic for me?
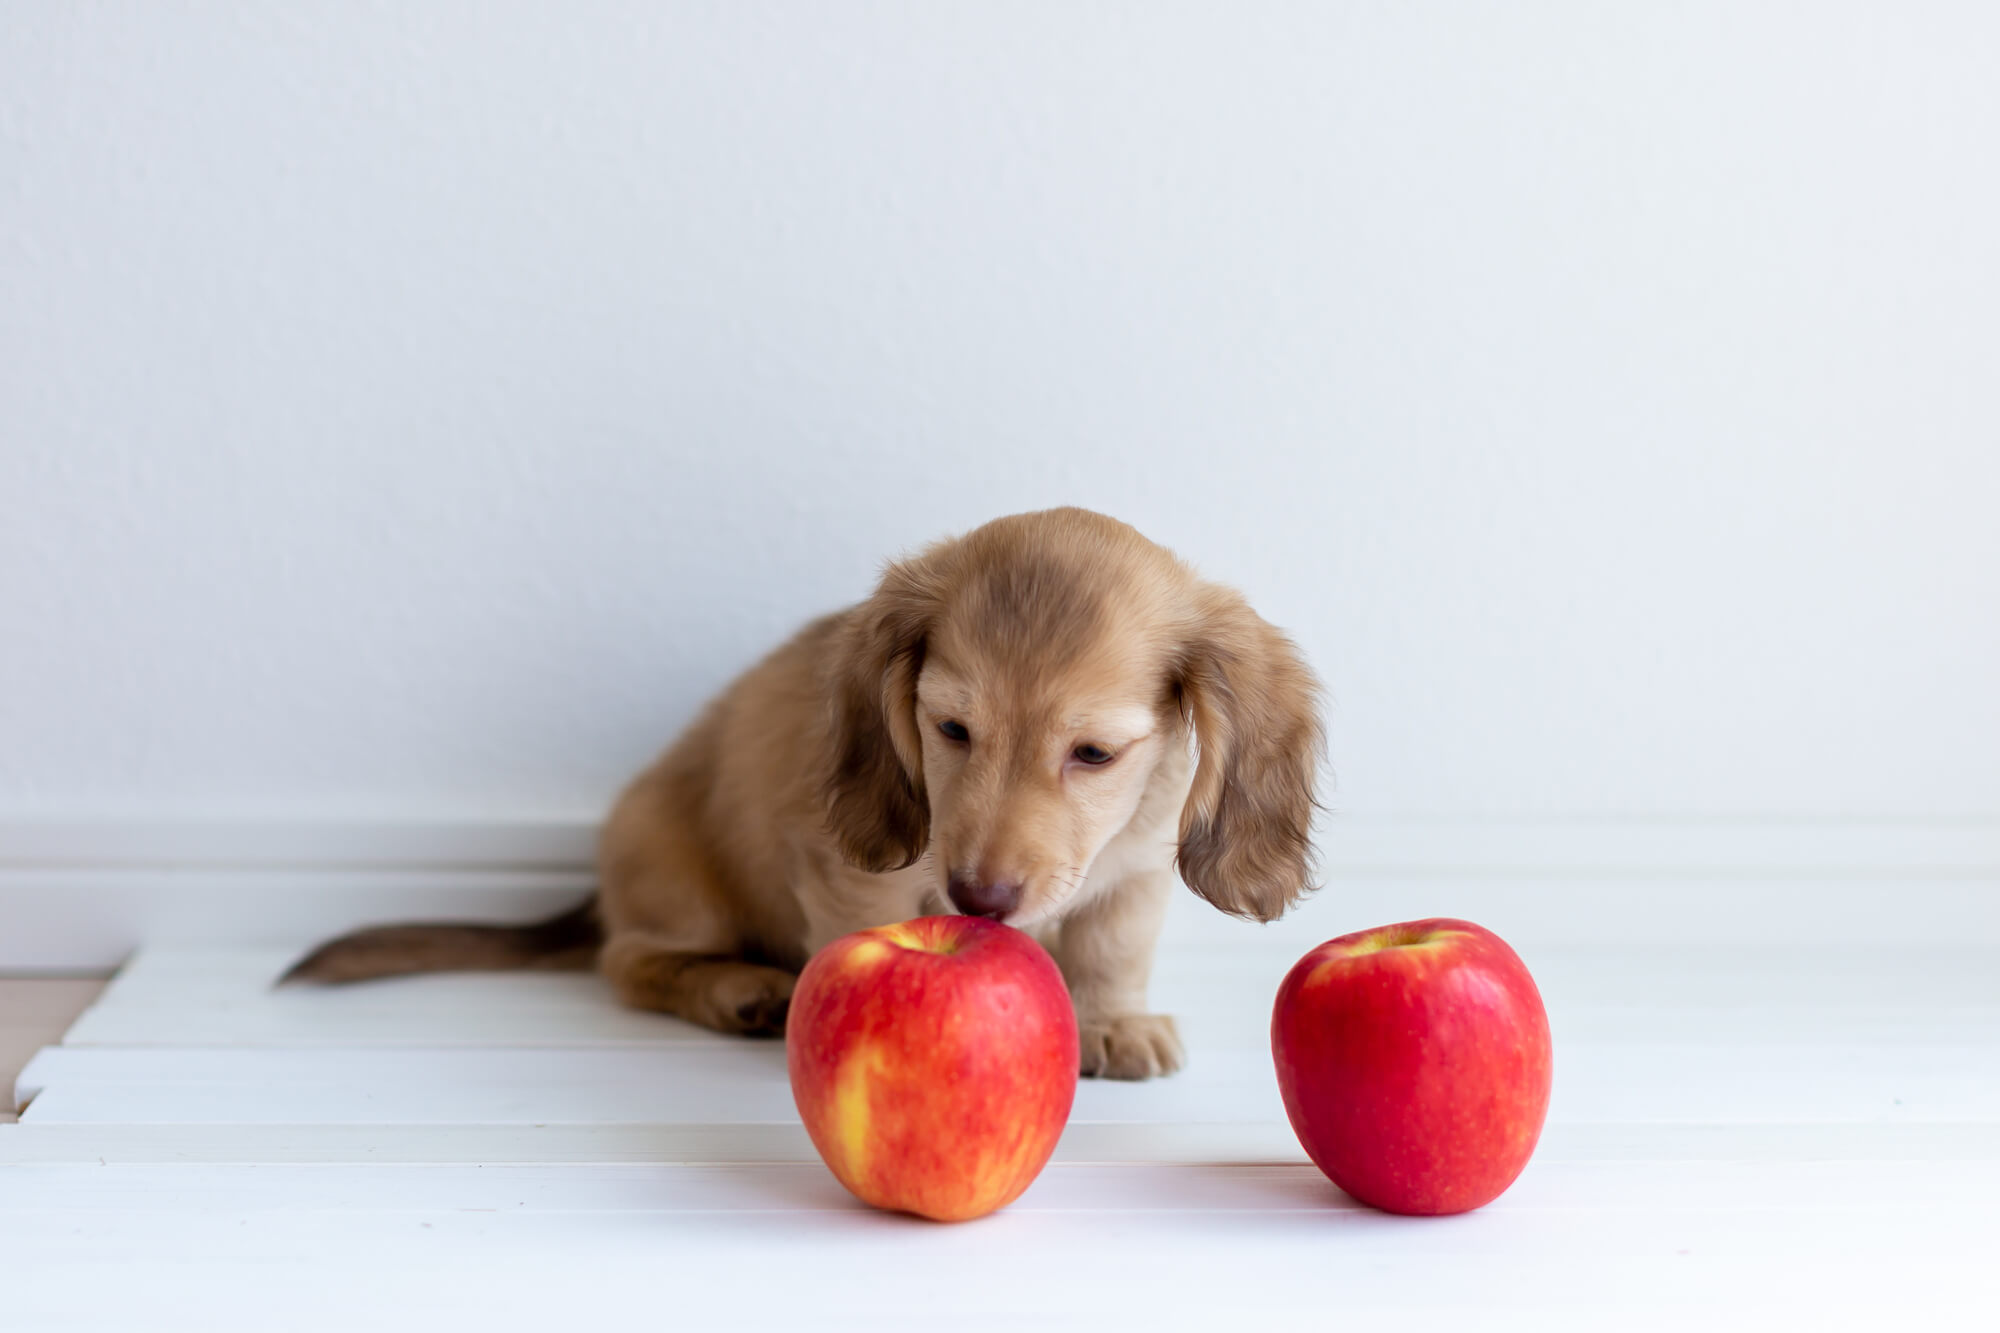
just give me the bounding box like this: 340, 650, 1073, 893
597, 768, 797, 1037
598, 932, 796, 1036
1055, 869, 1184, 1080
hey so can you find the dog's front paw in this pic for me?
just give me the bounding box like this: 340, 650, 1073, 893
1079, 1013, 1184, 1080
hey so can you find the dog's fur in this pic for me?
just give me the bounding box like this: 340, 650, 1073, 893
286, 508, 1323, 1079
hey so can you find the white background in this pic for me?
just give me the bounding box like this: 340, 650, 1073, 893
4, 2, 1996, 827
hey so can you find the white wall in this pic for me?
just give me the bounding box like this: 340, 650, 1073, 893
4, 2, 1996, 826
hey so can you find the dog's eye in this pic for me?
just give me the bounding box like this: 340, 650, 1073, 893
938, 719, 970, 743
1072, 744, 1114, 766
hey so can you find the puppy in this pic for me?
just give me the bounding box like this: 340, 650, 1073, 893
287, 507, 1323, 1079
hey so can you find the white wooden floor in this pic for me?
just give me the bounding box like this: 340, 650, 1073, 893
4, 926, 1997, 1331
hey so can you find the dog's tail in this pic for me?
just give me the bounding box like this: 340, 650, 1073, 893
278, 897, 602, 986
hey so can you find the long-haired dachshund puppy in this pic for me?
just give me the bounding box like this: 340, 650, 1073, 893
288, 507, 1323, 1079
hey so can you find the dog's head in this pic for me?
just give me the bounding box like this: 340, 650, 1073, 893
819, 508, 1323, 928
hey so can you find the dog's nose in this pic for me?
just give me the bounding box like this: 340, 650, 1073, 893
947, 871, 1022, 920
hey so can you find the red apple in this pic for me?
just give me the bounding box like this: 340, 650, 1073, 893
1271, 917, 1552, 1215
786, 915, 1079, 1222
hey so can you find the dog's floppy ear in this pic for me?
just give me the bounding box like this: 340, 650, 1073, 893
819, 557, 941, 872
1173, 585, 1324, 921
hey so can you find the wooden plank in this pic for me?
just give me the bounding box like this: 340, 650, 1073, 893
0, 1163, 1989, 1331
17, 1039, 2000, 1128
57, 944, 2000, 1048
3, 1158, 1997, 1214
0, 1120, 1307, 1166
60, 948, 729, 1048
4, 1120, 1994, 1168
13, 1046, 1279, 1126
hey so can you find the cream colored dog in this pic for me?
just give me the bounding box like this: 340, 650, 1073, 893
289, 507, 1323, 1079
